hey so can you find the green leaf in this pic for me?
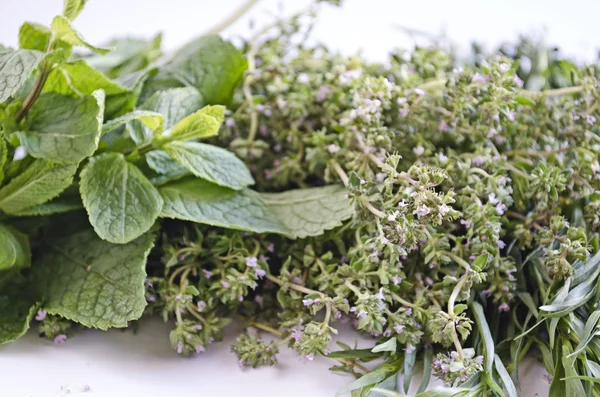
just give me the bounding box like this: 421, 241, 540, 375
159, 178, 289, 235
471, 301, 494, 372
159, 105, 224, 142
403, 349, 417, 393
33, 229, 154, 330
0, 283, 37, 344
12, 193, 82, 216
0, 48, 45, 103
0, 160, 76, 214
102, 110, 163, 134
0, 139, 6, 185
0, 224, 31, 272
494, 355, 518, 397
62, 0, 87, 21
516, 291, 539, 318
411, 388, 469, 397
371, 338, 397, 353
130, 87, 202, 145
368, 375, 398, 397
80, 152, 163, 244
51, 16, 110, 55
163, 141, 253, 190
327, 348, 381, 360
260, 185, 353, 239
146, 150, 188, 175
19, 90, 105, 163
417, 347, 434, 394
541, 253, 600, 317
562, 343, 586, 396
85, 34, 162, 79
166, 35, 247, 105
19, 22, 52, 51
141, 87, 203, 129
44, 60, 134, 119
569, 310, 600, 358
336, 365, 390, 396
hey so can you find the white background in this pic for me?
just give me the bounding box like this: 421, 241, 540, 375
0, 0, 594, 395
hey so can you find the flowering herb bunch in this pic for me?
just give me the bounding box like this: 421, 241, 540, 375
2, 1, 600, 397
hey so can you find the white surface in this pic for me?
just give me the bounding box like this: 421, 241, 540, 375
0, 317, 550, 397
0, 1, 582, 395
1, 0, 600, 62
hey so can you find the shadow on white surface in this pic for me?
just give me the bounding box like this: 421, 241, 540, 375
0, 317, 550, 397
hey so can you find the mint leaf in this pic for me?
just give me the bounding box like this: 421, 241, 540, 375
102, 110, 163, 134
44, 60, 135, 119
85, 34, 162, 79
14, 193, 82, 216
164, 141, 254, 190
0, 160, 77, 214
0, 48, 45, 103
0, 224, 31, 272
19, 22, 52, 51
33, 229, 154, 330
160, 105, 224, 142
260, 185, 353, 238
160, 178, 289, 235
0, 283, 37, 344
51, 16, 110, 55
0, 139, 6, 185
146, 149, 187, 174
142, 87, 202, 129
62, 0, 87, 21
19, 90, 104, 163
168, 35, 247, 105
80, 152, 163, 244
130, 87, 202, 146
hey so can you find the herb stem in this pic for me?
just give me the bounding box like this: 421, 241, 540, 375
203, 0, 260, 35
505, 210, 545, 232
446, 252, 471, 271
330, 159, 349, 186
359, 197, 386, 219
344, 280, 363, 297
249, 322, 283, 337
265, 274, 321, 296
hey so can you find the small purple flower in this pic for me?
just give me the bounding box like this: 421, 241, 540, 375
393, 325, 405, 334
496, 203, 507, 215
587, 115, 597, 125
176, 341, 184, 354
356, 310, 368, 319
255, 104, 264, 113
316, 86, 331, 102
327, 144, 340, 154
476, 356, 484, 364
498, 303, 510, 312
245, 256, 258, 268
175, 294, 181, 301
334, 311, 342, 319
209, 337, 215, 344
225, 118, 236, 128
472, 73, 489, 83
413, 146, 425, 156
255, 268, 266, 279
178, 254, 186, 262
147, 295, 156, 302
439, 121, 449, 132
145, 278, 153, 288
472, 156, 485, 166
195, 345, 206, 354
306, 354, 315, 361
424, 277, 433, 286
498, 63, 510, 73
202, 269, 213, 279
35, 310, 47, 321
197, 300, 206, 312
399, 108, 410, 117
497, 240, 506, 249
54, 334, 67, 345
405, 308, 413, 316
303, 299, 314, 307
392, 275, 402, 285
460, 219, 472, 228
513, 75, 524, 87
220, 280, 230, 289
488, 193, 499, 204
502, 285, 510, 292
405, 344, 416, 354
414, 88, 425, 96
292, 329, 302, 341
433, 359, 441, 367
414, 205, 431, 218
375, 288, 385, 301
314, 298, 321, 304
506, 110, 515, 121
383, 330, 391, 337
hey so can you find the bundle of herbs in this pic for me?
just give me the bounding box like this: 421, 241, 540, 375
2, 1, 600, 396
